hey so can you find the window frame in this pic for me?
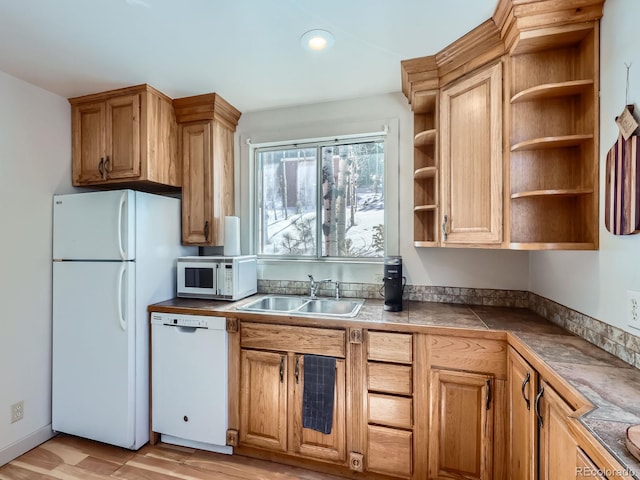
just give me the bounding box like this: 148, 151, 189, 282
240, 116, 400, 273
252, 131, 387, 261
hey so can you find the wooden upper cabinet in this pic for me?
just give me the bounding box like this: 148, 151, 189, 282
180, 122, 213, 245
440, 62, 503, 246
104, 94, 140, 181
402, 0, 604, 250
70, 84, 180, 192
72, 101, 105, 184
174, 94, 241, 246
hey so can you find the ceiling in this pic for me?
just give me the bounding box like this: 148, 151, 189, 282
0, 0, 495, 113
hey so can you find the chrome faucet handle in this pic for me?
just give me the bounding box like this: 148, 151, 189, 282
335, 281, 340, 300
308, 274, 317, 299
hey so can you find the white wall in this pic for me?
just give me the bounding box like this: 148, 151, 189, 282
0, 70, 75, 462
529, 0, 640, 334
237, 93, 530, 290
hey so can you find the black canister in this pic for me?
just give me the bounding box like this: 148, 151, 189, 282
383, 256, 404, 312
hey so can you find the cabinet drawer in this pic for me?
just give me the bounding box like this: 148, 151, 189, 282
368, 393, 412, 429
367, 425, 413, 478
368, 363, 412, 395
368, 331, 412, 363
429, 335, 507, 379
240, 323, 345, 358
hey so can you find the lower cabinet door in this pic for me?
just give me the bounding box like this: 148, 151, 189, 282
291, 356, 347, 463
539, 381, 578, 480
239, 349, 288, 452
508, 347, 538, 480
367, 425, 413, 478
576, 449, 606, 479
428, 369, 494, 480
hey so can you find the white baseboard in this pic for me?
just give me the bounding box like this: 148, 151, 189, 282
0, 425, 55, 467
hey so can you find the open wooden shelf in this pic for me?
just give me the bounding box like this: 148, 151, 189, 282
511, 134, 593, 152
510, 23, 595, 55
414, 240, 438, 248
510, 188, 593, 200
412, 88, 439, 246
509, 242, 597, 251
511, 80, 593, 103
414, 166, 436, 179
414, 129, 437, 149
414, 204, 437, 212
413, 91, 437, 115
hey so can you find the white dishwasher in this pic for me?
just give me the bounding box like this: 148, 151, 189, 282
151, 313, 231, 454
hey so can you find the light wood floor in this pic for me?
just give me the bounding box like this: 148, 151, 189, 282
0, 434, 343, 480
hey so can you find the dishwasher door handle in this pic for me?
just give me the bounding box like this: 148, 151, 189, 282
176, 326, 199, 333
162, 325, 203, 333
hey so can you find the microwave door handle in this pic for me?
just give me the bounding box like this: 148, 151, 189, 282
216, 263, 222, 296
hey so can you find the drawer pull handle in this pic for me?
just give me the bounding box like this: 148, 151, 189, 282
295, 356, 300, 384
521, 371, 531, 410
98, 158, 104, 178
442, 214, 448, 241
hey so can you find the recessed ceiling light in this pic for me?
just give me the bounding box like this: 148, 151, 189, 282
300, 30, 334, 52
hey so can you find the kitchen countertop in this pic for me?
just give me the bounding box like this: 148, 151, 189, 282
150, 295, 640, 477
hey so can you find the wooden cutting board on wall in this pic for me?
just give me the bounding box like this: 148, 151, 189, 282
605, 133, 640, 235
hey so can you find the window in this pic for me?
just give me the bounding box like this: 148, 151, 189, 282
255, 136, 385, 259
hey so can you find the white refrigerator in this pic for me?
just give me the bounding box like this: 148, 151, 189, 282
52, 189, 194, 449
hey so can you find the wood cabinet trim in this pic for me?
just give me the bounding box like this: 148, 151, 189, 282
241, 323, 346, 358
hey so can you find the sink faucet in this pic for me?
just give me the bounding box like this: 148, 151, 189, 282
335, 281, 340, 300
308, 274, 331, 300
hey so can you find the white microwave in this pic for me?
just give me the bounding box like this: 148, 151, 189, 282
177, 255, 257, 301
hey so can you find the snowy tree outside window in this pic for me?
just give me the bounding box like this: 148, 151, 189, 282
255, 138, 385, 259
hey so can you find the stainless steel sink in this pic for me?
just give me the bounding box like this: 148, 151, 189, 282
238, 295, 310, 313
237, 295, 364, 318
298, 299, 364, 316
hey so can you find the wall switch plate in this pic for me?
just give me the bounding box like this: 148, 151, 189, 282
627, 290, 640, 330
11, 400, 23, 423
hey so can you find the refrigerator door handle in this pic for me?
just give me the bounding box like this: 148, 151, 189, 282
117, 192, 127, 260
117, 264, 126, 331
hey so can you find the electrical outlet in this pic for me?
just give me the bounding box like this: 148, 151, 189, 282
11, 400, 23, 423
628, 290, 640, 330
